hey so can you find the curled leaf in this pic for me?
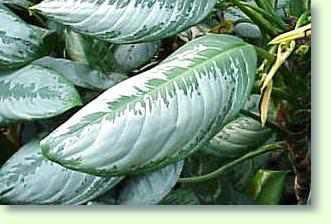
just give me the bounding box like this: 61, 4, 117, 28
260, 80, 273, 127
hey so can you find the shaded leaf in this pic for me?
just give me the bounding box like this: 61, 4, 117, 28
248, 169, 288, 205
0, 132, 16, 166
112, 41, 160, 73
225, 6, 262, 39
118, 161, 184, 205
203, 94, 273, 159
289, 0, 309, 17
0, 0, 33, 8
184, 95, 273, 204
205, 116, 272, 159
212, 176, 257, 205
183, 153, 224, 204
64, 30, 160, 73
0, 5, 48, 69
233, 22, 262, 39
160, 189, 200, 205
33, 56, 127, 90
64, 29, 114, 73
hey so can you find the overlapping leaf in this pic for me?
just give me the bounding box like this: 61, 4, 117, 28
118, 161, 184, 205
32, 0, 217, 44
40, 34, 256, 176
33, 57, 127, 90
248, 169, 288, 205
112, 41, 160, 73
0, 1, 33, 8
64, 30, 160, 73
0, 139, 122, 205
0, 64, 81, 125
203, 95, 273, 159
184, 95, 274, 204
64, 30, 114, 73
0, 5, 48, 69
225, 4, 262, 39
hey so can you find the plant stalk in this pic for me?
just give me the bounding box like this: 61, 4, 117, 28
178, 141, 286, 184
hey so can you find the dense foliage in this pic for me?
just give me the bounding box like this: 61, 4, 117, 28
0, 0, 311, 205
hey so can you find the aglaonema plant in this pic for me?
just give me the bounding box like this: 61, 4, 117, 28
0, 0, 311, 205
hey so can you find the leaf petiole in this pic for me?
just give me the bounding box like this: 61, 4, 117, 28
178, 141, 286, 184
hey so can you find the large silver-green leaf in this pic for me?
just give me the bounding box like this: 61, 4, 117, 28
118, 161, 184, 205
0, 64, 82, 125
0, 5, 48, 69
64, 30, 160, 73
33, 57, 127, 90
32, 0, 217, 44
41, 34, 256, 176
0, 139, 122, 205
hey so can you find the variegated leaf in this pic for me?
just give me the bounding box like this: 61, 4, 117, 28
64, 30, 160, 73
184, 95, 274, 204
33, 57, 127, 90
206, 116, 272, 158
0, 64, 81, 125
112, 41, 160, 73
32, 0, 217, 44
0, 5, 48, 69
0, 139, 123, 205
203, 95, 273, 159
205, 119, 272, 159
41, 34, 256, 176
118, 161, 184, 205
